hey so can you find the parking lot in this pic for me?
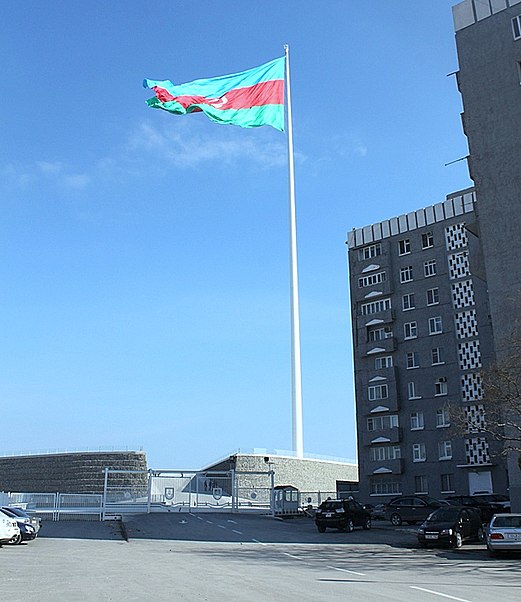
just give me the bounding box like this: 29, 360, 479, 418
1, 513, 520, 601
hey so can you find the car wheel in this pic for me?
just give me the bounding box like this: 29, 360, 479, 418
346, 519, 354, 533
477, 527, 484, 542
317, 524, 326, 533
453, 531, 463, 549
363, 517, 371, 530
9, 533, 22, 546
390, 513, 402, 526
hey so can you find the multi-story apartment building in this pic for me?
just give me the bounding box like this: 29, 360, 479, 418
453, 0, 521, 507
347, 189, 508, 502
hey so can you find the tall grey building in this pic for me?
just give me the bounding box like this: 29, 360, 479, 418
453, 0, 521, 506
347, 190, 507, 502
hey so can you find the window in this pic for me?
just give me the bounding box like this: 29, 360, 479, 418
414, 475, 428, 494
361, 298, 391, 316
358, 243, 382, 260
404, 321, 417, 339
424, 260, 437, 277
435, 377, 448, 396
400, 266, 413, 283
408, 381, 420, 400
441, 473, 454, 493
367, 414, 399, 431
426, 287, 439, 306
438, 440, 453, 460
398, 239, 411, 255
375, 355, 393, 369
370, 446, 401, 461
406, 352, 419, 369
422, 232, 434, 249
436, 407, 450, 428
358, 271, 386, 288
412, 443, 426, 462
368, 384, 388, 401
368, 327, 393, 341
431, 347, 444, 365
513, 15, 521, 40
402, 293, 415, 311
410, 411, 424, 430
429, 316, 443, 335
370, 478, 402, 495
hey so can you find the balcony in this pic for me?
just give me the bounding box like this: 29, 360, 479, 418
361, 337, 397, 357
361, 427, 402, 447
365, 458, 404, 476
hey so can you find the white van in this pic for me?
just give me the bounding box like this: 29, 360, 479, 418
0, 512, 20, 546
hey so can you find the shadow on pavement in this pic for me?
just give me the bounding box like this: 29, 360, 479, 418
37, 519, 124, 541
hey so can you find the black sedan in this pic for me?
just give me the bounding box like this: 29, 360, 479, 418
417, 506, 484, 548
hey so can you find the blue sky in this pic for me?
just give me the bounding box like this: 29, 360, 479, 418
1, 1, 470, 469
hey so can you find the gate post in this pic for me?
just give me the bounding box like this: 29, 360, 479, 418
231, 470, 236, 513
147, 469, 153, 514
102, 467, 109, 521
269, 470, 275, 516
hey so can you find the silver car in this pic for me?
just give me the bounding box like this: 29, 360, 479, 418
486, 513, 521, 556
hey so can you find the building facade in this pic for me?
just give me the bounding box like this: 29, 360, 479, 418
453, 0, 521, 508
347, 190, 508, 502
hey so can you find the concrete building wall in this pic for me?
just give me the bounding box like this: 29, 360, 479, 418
0, 451, 148, 494
204, 453, 357, 495
347, 191, 507, 503
454, 0, 521, 508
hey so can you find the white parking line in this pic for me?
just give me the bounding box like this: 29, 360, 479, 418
283, 553, 302, 560
217, 525, 226, 529
327, 565, 366, 576
251, 539, 267, 545
206, 521, 213, 525
227, 520, 237, 524
410, 586, 473, 602
232, 529, 242, 535
196, 516, 203, 520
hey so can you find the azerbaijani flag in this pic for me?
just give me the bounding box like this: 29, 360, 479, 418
143, 56, 285, 131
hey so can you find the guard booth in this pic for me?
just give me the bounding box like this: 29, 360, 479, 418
273, 485, 300, 517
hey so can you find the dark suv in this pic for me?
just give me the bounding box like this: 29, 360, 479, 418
315, 499, 371, 533
385, 496, 445, 526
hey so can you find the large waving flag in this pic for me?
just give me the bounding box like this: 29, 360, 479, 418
143, 56, 285, 131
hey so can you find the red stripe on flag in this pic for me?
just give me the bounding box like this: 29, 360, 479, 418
153, 79, 283, 111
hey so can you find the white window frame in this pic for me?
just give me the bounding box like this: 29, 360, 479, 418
414, 475, 428, 494
361, 298, 391, 316
400, 266, 413, 283
375, 355, 393, 369
436, 407, 450, 428
426, 287, 439, 306
358, 243, 382, 261
438, 440, 453, 460
513, 15, 521, 40
358, 271, 387, 288
441, 473, 455, 494
402, 293, 415, 311
412, 443, 426, 463
398, 239, 411, 256
368, 327, 393, 341
404, 321, 417, 340
429, 316, 443, 335
408, 381, 420, 400
410, 411, 424, 430
406, 352, 419, 369
431, 347, 444, 365
435, 378, 448, 397
422, 232, 434, 249
424, 259, 437, 278
368, 384, 389, 401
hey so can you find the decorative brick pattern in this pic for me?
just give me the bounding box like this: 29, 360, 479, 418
452, 279, 475, 309
448, 251, 470, 280
445, 223, 468, 251
458, 340, 482, 370
465, 437, 490, 465
461, 373, 484, 402
465, 404, 486, 432
454, 309, 479, 339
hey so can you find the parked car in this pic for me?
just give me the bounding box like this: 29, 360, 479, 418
1, 509, 38, 544
385, 496, 446, 526
0, 513, 20, 547
472, 494, 510, 512
444, 495, 493, 523
417, 506, 484, 548
315, 498, 371, 533
2, 507, 41, 533
486, 513, 521, 556
363, 503, 386, 520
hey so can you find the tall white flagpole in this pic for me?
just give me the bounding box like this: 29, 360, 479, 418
284, 44, 304, 458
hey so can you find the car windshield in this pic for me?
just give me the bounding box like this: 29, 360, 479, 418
3, 507, 27, 517
426, 508, 460, 523
320, 502, 342, 511
492, 516, 521, 528
422, 497, 442, 506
